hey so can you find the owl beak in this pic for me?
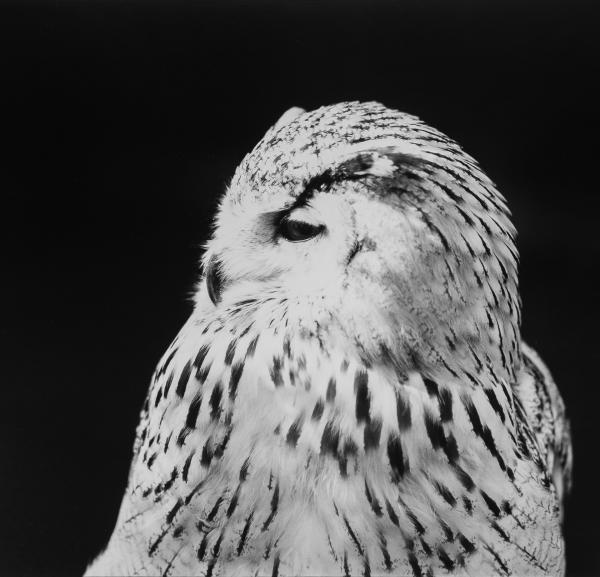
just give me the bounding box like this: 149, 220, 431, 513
206, 256, 224, 306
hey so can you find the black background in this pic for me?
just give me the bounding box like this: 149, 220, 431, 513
3, 1, 599, 575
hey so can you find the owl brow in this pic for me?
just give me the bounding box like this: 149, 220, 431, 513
297, 150, 427, 205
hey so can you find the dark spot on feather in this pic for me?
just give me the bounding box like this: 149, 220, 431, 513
484, 388, 505, 423
404, 505, 425, 535
387, 434, 407, 480
206, 531, 224, 577
364, 480, 382, 516
186, 393, 202, 429
148, 526, 169, 556
197, 534, 209, 560
160, 347, 178, 375
224, 339, 237, 365
423, 377, 439, 397
237, 510, 255, 555
239, 457, 251, 481
193, 344, 210, 369
206, 494, 224, 523
438, 516, 454, 541
182, 453, 194, 482
176, 361, 192, 398
439, 388, 453, 422
420, 537, 432, 556
326, 377, 336, 402
385, 498, 399, 526
338, 438, 358, 477
379, 531, 393, 570
424, 411, 446, 451
492, 521, 510, 541
286, 415, 304, 447
271, 552, 280, 577
246, 335, 260, 358
160, 467, 178, 494
484, 544, 510, 575
443, 432, 459, 463
321, 420, 339, 455
263, 542, 272, 560
201, 442, 214, 468
311, 398, 325, 421
262, 482, 280, 531
480, 490, 501, 517
226, 485, 241, 517
343, 516, 364, 556
195, 362, 211, 383
166, 499, 183, 524
458, 533, 476, 554
396, 391, 412, 430
408, 551, 423, 577
163, 432, 172, 453
437, 547, 455, 571
229, 362, 244, 400
364, 418, 382, 450
147, 452, 157, 469
433, 481, 457, 507
420, 210, 450, 252
453, 465, 475, 491
209, 383, 223, 421
343, 551, 351, 577
270, 356, 284, 387
283, 336, 291, 358
355, 370, 370, 423
176, 427, 191, 447
213, 428, 232, 459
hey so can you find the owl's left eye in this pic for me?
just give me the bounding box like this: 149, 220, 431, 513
278, 217, 325, 242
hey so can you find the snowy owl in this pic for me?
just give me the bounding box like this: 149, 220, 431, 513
85, 102, 572, 576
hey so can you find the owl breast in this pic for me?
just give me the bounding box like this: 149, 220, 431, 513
88, 297, 564, 577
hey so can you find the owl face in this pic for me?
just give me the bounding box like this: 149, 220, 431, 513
199, 102, 519, 376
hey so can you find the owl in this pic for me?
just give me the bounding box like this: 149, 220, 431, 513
85, 102, 572, 576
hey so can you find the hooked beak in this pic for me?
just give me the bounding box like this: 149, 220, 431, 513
206, 255, 224, 306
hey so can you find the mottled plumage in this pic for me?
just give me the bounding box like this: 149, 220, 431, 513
86, 102, 572, 576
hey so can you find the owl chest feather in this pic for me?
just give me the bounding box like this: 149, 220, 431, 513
89, 310, 564, 577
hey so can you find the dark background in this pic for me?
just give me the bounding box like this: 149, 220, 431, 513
2, 1, 598, 575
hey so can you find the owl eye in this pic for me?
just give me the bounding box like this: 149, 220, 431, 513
278, 217, 325, 242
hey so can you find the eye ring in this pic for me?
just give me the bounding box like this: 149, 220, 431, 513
278, 217, 325, 242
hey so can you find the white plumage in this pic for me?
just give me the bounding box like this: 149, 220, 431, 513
86, 102, 572, 576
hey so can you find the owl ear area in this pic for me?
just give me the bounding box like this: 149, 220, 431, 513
271, 107, 306, 131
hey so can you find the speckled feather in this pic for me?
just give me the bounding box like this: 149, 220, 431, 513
85, 102, 571, 577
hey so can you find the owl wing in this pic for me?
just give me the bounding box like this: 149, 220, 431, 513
514, 342, 573, 520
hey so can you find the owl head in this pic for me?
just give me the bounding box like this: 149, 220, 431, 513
198, 102, 520, 380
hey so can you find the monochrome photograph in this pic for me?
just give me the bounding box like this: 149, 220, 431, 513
2, 1, 598, 575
